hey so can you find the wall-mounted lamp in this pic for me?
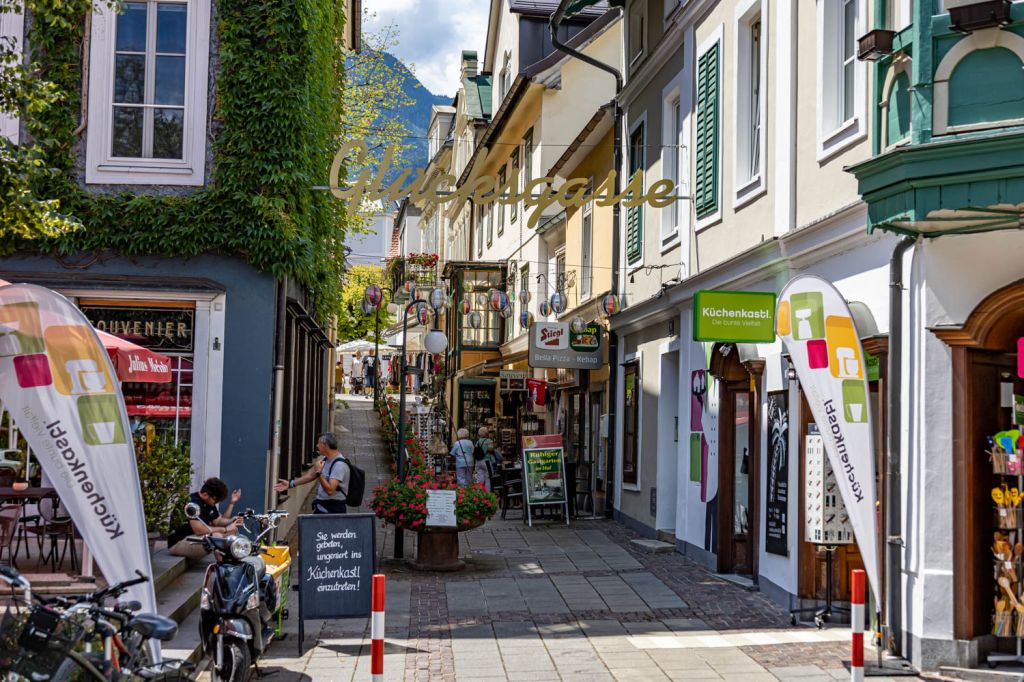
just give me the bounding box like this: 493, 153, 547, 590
213, 337, 222, 351
787, 367, 797, 381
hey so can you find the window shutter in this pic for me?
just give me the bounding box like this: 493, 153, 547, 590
695, 42, 720, 219
626, 205, 642, 264
626, 123, 645, 265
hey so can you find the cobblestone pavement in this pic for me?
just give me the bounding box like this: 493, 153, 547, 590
238, 397, 913, 682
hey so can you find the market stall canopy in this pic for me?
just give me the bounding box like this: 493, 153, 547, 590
97, 330, 173, 383
337, 339, 379, 354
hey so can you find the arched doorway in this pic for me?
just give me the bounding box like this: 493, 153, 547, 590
934, 280, 1024, 642
710, 343, 763, 576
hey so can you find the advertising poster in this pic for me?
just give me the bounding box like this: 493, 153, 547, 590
765, 391, 789, 556
523, 446, 570, 526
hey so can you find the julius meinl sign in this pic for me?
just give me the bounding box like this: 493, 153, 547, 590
327, 141, 680, 224
693, 290, 776, 343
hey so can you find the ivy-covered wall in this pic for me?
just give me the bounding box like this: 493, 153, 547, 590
7, 0, 350, 318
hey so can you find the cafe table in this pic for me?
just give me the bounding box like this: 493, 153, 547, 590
0, 487, 56, 565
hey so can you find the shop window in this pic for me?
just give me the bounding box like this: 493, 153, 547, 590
623, 361, 640, 485
86, 0, 212, 184
461, 269, 503, 349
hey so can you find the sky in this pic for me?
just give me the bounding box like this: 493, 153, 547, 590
363, 0, 490, 97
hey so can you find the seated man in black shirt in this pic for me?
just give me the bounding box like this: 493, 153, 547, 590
168, 477, 242, 559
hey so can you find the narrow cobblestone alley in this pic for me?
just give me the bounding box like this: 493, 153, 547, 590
243, 398, 907, 682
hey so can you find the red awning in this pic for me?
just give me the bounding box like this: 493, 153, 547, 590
96, 330, 173, 384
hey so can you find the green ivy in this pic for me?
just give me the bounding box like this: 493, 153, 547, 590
6, 0, 351, 319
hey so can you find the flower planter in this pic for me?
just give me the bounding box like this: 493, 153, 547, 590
411, 530, 465, 572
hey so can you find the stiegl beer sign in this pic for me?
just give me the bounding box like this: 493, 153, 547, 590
528, 322, 603, 370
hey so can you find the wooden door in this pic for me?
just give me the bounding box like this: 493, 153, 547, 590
718, 379, 756, 574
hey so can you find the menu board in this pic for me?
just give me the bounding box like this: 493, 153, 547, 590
426, 490, 457, 527
523, 446, 570, 527
297, 513, 376, 653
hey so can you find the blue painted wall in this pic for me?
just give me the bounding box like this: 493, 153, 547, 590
0, 253, 277, 513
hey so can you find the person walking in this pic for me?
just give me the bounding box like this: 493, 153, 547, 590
475, 427, 498, 491
275, 432, 351, 513
451, 428, 475, 486
362, 350, 377, 397
350, 351, 365, 395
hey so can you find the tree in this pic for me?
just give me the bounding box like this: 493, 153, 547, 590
337, 264, 395, 342
0, 0, 82, 241
338, 14, 419, 234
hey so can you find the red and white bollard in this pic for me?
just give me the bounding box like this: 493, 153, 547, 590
371, 574, 385, 682
851, 569, 865, 682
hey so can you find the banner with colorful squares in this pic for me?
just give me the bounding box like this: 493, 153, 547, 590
0, 282, 155, 620
776, 275, 881, 605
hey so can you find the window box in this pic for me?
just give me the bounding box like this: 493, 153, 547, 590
857, 29, 895, 61
945, 0, 1011, 33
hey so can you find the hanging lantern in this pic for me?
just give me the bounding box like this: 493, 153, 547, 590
403, 280, 416, 295
489, 289, 508, 311
550, 291, 568, 315
424, 330, 448, 354
364, 284, 383, 308
468, 311, 482, 329
520, 311, 534, 329
539, 300, 550, 317
519, 289, 531, 305
500, 305, 513, 319
476, 292, 488, 307
461, 299, 472, 315
601, 293, 621, 317
570, 316, 587, 334
417, 304, 430, 326
429, 287, 447, 311
360, 299, 374, 315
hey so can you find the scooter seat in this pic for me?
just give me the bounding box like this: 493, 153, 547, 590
244, 555, 266, 581
128, 613, 178, 642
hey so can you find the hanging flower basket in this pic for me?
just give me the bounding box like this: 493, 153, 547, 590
406, 253, 439, 268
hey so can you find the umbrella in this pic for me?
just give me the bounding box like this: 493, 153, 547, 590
97, 330, 173, 383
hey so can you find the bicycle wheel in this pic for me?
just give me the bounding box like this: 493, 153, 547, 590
49, 650, 106, 681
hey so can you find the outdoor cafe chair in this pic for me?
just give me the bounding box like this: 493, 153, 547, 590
499, 468, 524, 521
0, 504, 19, 566
28, 496, 78, 572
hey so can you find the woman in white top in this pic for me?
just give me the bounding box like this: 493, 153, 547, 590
450, 428, 475, 486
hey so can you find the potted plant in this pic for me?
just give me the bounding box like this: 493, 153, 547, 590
371, 473, 498, 571
134, 435, 193, 545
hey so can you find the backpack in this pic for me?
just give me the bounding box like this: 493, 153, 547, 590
473, 440, 486, 462
327, 456, 366, 507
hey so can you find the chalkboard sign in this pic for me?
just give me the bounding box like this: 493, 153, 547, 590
297, 513, 377, 653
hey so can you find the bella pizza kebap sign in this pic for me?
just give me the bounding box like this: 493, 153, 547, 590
775, 275, 880, 604
528, 322, 603, 369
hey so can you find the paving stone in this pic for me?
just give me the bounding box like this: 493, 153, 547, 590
630, 538, 675, 553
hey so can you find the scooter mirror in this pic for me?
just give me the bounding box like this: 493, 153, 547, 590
270, 515, 281, 529
184, 502, 200, 520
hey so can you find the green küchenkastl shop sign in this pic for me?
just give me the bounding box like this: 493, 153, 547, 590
693, 290, 777, 343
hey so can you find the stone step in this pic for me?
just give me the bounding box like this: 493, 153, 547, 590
156, 562, 206, 624
161, 604, 205, 666
630, 538, 674, 553
933, 663, 1024, 679
655, 529, 676, 545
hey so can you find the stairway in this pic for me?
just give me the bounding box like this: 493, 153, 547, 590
150, 547, 208, 663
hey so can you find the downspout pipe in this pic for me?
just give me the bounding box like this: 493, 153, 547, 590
269, 277, 288, 510
550, 2, 623, 519
886, 236, 915, 655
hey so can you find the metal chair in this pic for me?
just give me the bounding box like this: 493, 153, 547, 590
574, 462, 593, 516
29, 496, 78, 572
499, 468, 524, 520
0, 504, 20, 566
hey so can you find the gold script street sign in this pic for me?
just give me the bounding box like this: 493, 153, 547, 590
328, 140, 678, 228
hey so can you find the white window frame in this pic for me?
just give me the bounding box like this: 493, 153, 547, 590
86, 0, 211, 185
695, 26, 724, 233
580, 180, 593, 301
884, 0, 912, 30
0, 4, 24, 144
496, 166, 506, 236
816, 0, 867, 162
629, 2, 646, 65
500, 51, 512, 102
660, 79, 684, 251
733, 0, 767, 208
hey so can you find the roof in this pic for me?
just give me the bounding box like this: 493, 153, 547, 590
548, 103, 613, 177
462, 73, 493, 120
509, 0, 609, 17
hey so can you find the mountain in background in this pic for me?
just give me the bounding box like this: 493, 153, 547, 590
381, 51, 452, 182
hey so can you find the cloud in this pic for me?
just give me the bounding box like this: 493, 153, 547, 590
364, 0, 489, 97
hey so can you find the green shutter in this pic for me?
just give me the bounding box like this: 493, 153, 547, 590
695, 42, 720, 219
626, 123, 645, 265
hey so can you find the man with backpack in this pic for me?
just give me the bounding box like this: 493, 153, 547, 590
274, 432, 365, 513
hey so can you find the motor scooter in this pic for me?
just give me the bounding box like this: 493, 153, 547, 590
184, 504, 290, 682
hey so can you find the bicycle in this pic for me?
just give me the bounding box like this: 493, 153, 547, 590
0, 566, 196, 681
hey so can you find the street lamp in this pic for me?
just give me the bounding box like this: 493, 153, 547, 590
393, 287, 448, 560
363, 284, 395, 403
